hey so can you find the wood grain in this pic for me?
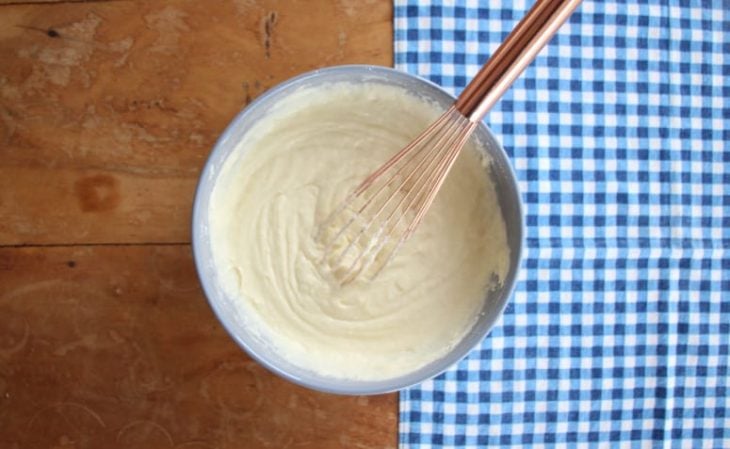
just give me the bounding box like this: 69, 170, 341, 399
0, 0, 397, 447
0, 0, 392, 245
0, 246, 398, 448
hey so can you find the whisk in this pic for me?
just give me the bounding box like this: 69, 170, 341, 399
317, 0, 582, 284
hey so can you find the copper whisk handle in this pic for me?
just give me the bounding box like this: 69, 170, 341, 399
455, 0, 583, 122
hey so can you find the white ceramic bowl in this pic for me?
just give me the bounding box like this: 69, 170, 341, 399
192, 65, 524, 395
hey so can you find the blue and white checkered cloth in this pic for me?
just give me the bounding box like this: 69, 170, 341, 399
395, 1, 730, 447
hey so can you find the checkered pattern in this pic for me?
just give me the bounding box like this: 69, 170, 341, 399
395, 1, 730, 448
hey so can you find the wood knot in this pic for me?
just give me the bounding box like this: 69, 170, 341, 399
74, 175, 120, 212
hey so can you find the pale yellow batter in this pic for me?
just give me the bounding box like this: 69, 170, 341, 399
209, 82, 509, 381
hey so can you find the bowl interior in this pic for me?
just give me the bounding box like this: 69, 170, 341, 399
192, 65, 523, 395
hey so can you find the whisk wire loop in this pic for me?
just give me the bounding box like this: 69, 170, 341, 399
317, 107, 477, 284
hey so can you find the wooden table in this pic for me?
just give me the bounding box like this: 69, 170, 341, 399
0, 1, 397, 447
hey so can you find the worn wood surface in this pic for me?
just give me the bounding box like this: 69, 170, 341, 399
0, 246, 398, 448
0, 0, 397, 447
0, 0, 391, 245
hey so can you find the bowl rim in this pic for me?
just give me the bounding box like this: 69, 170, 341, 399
191, 64, 525, 395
